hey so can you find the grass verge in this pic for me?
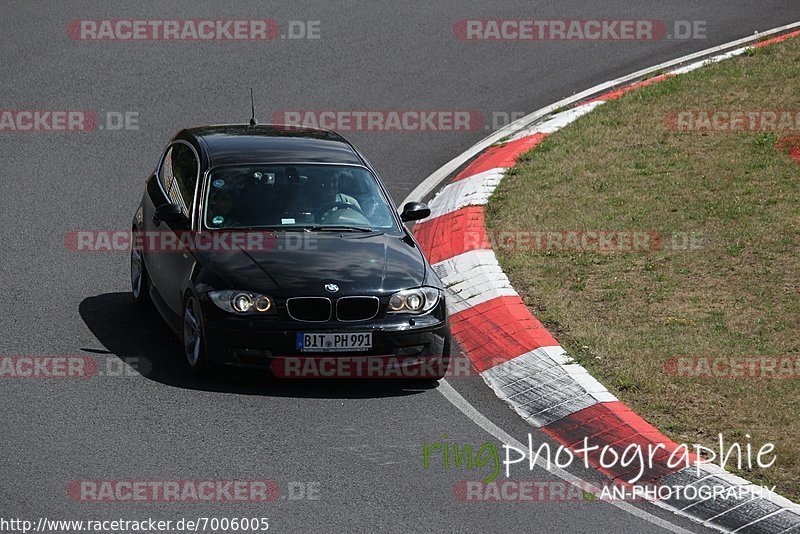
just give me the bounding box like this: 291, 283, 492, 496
486, 38, 800, 500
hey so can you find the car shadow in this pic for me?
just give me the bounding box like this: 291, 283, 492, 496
78, 292, 435, 399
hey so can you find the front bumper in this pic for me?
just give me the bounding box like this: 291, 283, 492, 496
199, 297, 450, 376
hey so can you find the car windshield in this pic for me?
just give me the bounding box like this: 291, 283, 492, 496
203, 165, 399, 231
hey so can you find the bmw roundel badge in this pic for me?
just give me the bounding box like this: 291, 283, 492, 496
324, 283, 339, 293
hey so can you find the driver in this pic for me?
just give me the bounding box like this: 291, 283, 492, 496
311, 170, 362, 222
324, 171, 361, 209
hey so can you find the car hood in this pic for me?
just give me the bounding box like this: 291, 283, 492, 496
197, 232, 427, 296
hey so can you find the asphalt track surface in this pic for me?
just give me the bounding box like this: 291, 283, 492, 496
1, 2, 798, 533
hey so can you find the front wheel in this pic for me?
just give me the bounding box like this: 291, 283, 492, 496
130, 245, 150, 306
429, 334, 452, 380
183, 295, 209, 374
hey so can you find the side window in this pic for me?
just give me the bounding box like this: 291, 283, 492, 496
158, 142, 199, 217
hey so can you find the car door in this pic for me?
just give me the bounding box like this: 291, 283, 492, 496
147, 140, 201, 319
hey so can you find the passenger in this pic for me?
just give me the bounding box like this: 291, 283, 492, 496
208, 189, 242, 228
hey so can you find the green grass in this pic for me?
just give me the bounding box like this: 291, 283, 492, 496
486, 39, 800, 501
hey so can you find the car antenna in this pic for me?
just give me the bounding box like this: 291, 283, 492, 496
249, 88, 257, 127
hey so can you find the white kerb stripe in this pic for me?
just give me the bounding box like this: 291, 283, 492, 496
426, 168, 505, 220
511, 100, 605, 140
670, 47, 749, 75
434, 250, 517, 314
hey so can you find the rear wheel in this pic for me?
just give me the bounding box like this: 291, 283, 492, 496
183, 295, 209, 374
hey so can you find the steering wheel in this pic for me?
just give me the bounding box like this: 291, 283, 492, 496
318, 201, 366, 223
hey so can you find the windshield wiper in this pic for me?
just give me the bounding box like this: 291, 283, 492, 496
307, 225, 376, 233
223, 226, 307, 232
217, 225, 378, 233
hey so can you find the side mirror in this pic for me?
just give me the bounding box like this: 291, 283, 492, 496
400, 201, 431, 223
154, 203, 188, 225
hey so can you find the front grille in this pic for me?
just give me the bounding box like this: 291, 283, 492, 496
286, 297, 332, 322
336, 296, 380, 322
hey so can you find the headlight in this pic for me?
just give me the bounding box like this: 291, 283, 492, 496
388, 287, 440, 314
209, 290, 273, 314
233, 293, 253, 312
254, 296, 271, 312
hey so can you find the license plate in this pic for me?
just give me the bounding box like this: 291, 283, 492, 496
296, 332, 372, 352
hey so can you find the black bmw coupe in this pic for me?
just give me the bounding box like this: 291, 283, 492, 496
130, 124, 450, 378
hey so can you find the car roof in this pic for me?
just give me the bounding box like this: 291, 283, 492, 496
179, 124, 365, 167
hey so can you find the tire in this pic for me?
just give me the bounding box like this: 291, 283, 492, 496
182, 294, 209, 374
130, 244, 151, 306
430, 334, 452, 381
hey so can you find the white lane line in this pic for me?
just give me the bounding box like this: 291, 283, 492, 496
436, 380, 694, 534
